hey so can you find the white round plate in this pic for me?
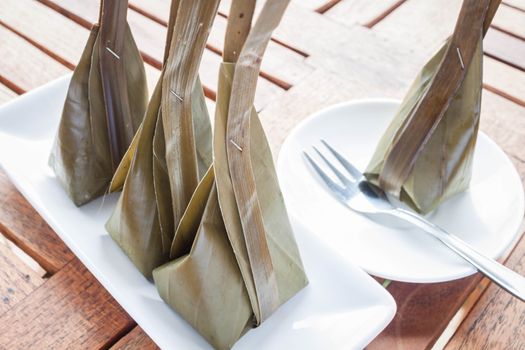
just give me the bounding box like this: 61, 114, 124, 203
277, 99, 525, 283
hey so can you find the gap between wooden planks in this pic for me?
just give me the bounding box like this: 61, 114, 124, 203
490, 2, 525, 41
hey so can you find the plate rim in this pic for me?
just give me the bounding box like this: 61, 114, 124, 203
277, 98, 525, 283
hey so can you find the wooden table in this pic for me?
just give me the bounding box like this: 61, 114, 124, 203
1, 0, 524, 348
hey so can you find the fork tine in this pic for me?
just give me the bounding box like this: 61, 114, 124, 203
303, 151, 346, 195
321, 140, 363, 180
312, 146, 354, 186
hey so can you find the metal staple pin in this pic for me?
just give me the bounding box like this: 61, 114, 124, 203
105, 47, 120, 60
230, 139, 243, 152
456, 47, 465, 70
170, 89, 184, 102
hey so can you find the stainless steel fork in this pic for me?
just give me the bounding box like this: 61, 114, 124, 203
304, 140, 525, 301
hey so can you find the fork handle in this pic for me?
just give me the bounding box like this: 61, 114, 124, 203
392, 208, 525, 302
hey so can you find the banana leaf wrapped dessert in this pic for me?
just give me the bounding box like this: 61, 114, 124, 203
106, 0, 214, 278
365, 0, 501, 214
49, 0, 148, 206
152, 1, 308, 349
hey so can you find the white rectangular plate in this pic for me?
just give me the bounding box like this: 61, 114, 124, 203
0, 76, 396, 350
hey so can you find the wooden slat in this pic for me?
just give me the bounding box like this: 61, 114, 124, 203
260, 26, 525, 158
492, 3, 525, 39
0, 232, 46, 278
261, 71, 345, 156
128, 0, 168, 24
446, 233, 525, 349
371, 0, 461, 59
485, 28, 525, 72
369, 0, 525, 99
111, 327, 159, 350
0, 171, 74, 274
316, 0, 345, 14
258, 19, 428, 155
0, 234, 45, 315
0, 84, 16, 105
38, 0, 98, 24
255, 1, 406, 64
504, 0, 525, 11
130, 0, 314, 88
479, 90, 525, 163
0, 0, 88, 67
273, 3, 354, 57
368, 276, 483, 350
216, 0, 312, 58
323, 0, 404, 27
0, 258, 134, 349
293, 0, 331, 10
368, 0, 525, 73
36, 0, 176, 72
1, 0, 160, 94
0, 25, 69, 92
484, 56, 525, 107
259, 41, 411, 155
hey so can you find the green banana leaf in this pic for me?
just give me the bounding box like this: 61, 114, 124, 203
49, 24, 148, 206
105, 0, 215, 279
106, 76, 212, 278
153, 63, 308, 350
365, 37, 483, 213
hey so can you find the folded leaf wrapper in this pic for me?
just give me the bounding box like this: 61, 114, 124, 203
49, 2, 148, 206
365, 39, 482, 213
365, 0, 499, 214
152, 1, 308, 348
106, 0, 214, 278
106, 76, 211, 277
154, 62, 307, 350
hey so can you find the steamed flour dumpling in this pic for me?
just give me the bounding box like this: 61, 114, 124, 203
365, 0, 499, 214
49, 3, 148, 206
